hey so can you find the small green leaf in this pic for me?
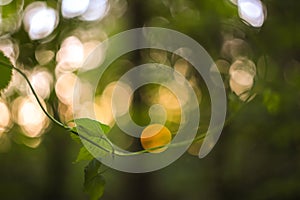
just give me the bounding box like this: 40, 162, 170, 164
75, 146, 94, 163
74, 118, 113, 160
84, 159, 105, 200
70, 129, 82, 144
0, 51, 12, 66
85, 175, 105, 200
74, 118, 110, 136
82, 134, 113, 159
0, 51, 13, 91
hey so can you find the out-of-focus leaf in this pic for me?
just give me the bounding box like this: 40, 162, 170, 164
0, 51, 13, 91
75, 146, 93, 163
85, 174, 105, 200
85, 159, 101, 182
263, 89, 280, 114
84, 159, 105, 200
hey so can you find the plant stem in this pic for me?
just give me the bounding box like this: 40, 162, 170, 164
1, 62, 121, 155
0, 61, 69, 130
1, 61, 241, 157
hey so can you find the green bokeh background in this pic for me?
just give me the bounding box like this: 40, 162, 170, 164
1, 0, 300, 199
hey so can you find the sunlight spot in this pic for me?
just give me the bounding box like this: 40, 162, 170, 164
158, 84, 189, 110
221, 38, 252, 61
140, 82, 194, 124
81, 40, 106, 71
214, 59, 230, 74
158, 86, 181, 110
80, 0, 109, 21
158, 84, 189, 124
93, 81, 133, 127
23, 2, 58, 40
56, 36, 84, 72
94, 95, 114, 127
6, 69, 31, 96
0, 100, 11, 134
231, 67, 254, 86
55, 73, 77, 105
58, 102, 73, 124
29, 68, 53, 99
12, 96, 49, 138
141, 124, 172, 153
229, 57, 256, 101
61, 0, 89, 18
110, 81, 133, 117
83, 40, 101, 60
74, 101, 95, 119
238, 0, 265, 27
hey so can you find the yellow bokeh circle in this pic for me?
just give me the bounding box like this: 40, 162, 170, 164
140, 124, 172, 153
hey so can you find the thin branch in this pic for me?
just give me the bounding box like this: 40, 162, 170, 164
0, 61, 241, 158
0, 61, 68, 130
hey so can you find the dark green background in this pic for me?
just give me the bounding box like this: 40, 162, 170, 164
1, 0, 300, 199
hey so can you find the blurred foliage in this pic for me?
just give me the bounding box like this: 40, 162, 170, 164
0, 0, 300, 200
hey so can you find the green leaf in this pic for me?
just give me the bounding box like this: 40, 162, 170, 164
75, 146, 94, 163
74, 118, 113, 160
0, 51, 13, 91
85, 159, 101, 180
85, 175, 105, 200
84, 135, 113, 159
74, 118, 110, 136
84, 159, 105, 200
70, 129, 82, 144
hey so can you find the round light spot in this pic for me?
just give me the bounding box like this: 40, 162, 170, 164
80, 0, 109, 21
56, 36, 84, 72
61, 0, 89, 18
29, 68, 53, 99
12, 96, 49, 138
238, 0, 265, 27
140, 124, 172, 153
0, 100, 11, 134
55, 73, 77, 105
23, 2, 58, 40
229, 57, 256, 101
